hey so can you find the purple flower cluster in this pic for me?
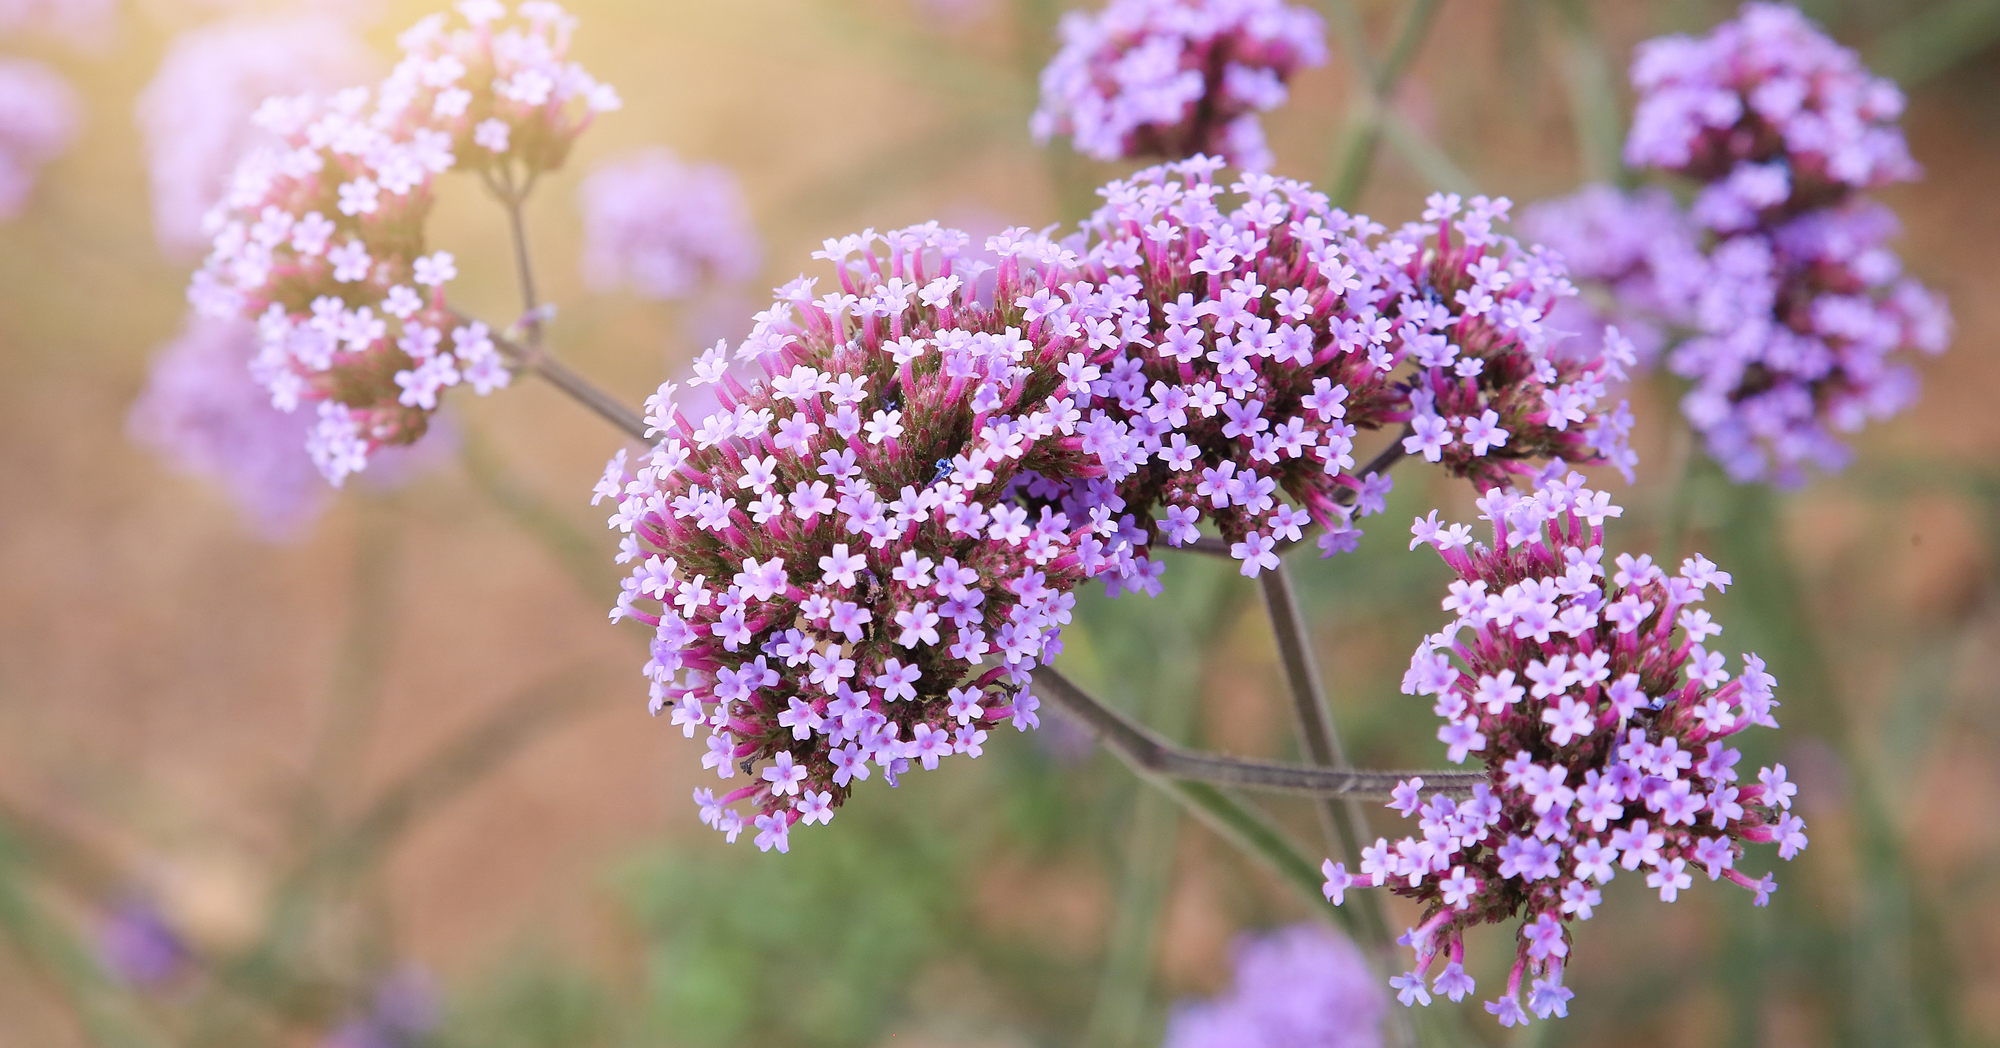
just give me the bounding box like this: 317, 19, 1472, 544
381, 0, 620, 179
1030, 0, 1327, 172
128, 316, 330, 540
0, 57, 77, 218
97, 899, 190, 988
138, 14, 377, 254
577, 147, 760, 301
322, 970, 437, 1048
1320, 472, 1805, 1026
1064, 161, 1636, 580
1518, 185, 1703, 371
187, 2, 618, 485
0, 0, 116, 48
1565, 2, 1953, 484
1163, 923, 1386, 1048
601, 221, 1153, 849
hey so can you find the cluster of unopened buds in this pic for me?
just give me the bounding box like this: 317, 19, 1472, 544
1534, 2, 1950, 485
1320, 473, 1806, 1025
1031, 0, 1328, 172
185, 1, 618, 484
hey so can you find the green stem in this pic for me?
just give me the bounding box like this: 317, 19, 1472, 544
1323, 0, 1447, 208
1549, 0, 1627, 186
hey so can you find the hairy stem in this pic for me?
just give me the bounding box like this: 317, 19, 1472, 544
1030, 666, 1479, 798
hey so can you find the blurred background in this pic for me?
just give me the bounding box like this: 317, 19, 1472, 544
0, 0, 1996, 1045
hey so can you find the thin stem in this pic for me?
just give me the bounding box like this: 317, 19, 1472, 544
476, 324, 651, 442
1030, 666, 1480, 798
1257, 564, 1394, 947
292, 506, 400, 847
1549, 0, 1627, 187
1323, 0, 1447, 208
488, 166, 546, 347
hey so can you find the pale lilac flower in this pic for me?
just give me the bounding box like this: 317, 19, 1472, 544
1519, 184, 1704, 371
1337, 473, 1801, 1026
1163, 923, 1385, 1048
1055, 162, 1636, 583
136, 15, 376, 253
0, 58, 77, 218
608, 221, 1148, 841
577, 147, 760, 300
1031, 0, 1327, 171
1626, 3, 1917, 199
1611, 3, 1949, 485
187, 3, 617, 485
129, 316, 330, 540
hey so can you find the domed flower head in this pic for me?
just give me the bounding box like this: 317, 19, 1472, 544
1164, 923, 1386, 1048
1669, 201, 1949, 484
1518, 184, 1705, 372
381, 0, 621, 181
577, 147, 760, 300
600, 222, 1150, 849
0, 57, 78, 219
1031, 0, 1327, 172
1319, 473, 1804, 1027
1626, 1, 1917, 223
1048, 159, 1635, 580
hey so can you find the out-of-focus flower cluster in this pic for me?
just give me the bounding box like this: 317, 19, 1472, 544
383, 0, 619, 183
577, 147, 759, 301
1535, 2, 1950, 485
1030, 0, 1327, 172
1320, 473, 1804, 1027
187, 1, 617, 485
0, 0, 116, 48
1163, 923, 1385, 1048
1518, 185, 1702, 372
0, 56, 76, 218
321, 970, 437, 1048
138, 14, 377, 254
602, 221, 1155, 849
1060, 161, 1635, 582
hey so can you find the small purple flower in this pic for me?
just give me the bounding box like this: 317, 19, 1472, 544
1336, 472, 1803, 1026
1163, 923, 1386, 1048
322, 969, 436, 1048
1030, 0, 1327, 171
577, 147, 760, 301
97, 899, 188, 988
0, 57, 78, 219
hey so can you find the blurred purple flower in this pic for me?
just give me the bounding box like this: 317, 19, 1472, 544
136, 14, 377, 254
1030, 0, 1327, 171
1519, 184, 1704, 371
323, 969, 437, 1048
1163, 923, 1384, 1048
129, 313, 451, 541
577, 147, 760, 301
97, 899, 189, 988
0, 57, 78, 219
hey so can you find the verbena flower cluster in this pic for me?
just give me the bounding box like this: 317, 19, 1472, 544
0, 0, 116, 48
1062, 160, 1636, 581
577, 147, 760, 301
1518, 185, 1702, 371
1542, 3, 1950, 485
0, 57, 77, 219
322, 970, 437, 1048
601, 221, 1152, 851
138, 14, 376, 254
1320, 473, 1805, 1027
1163, 923, 1385, 1048
187, 1, 619, 485
1030, 0, 1327, 172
